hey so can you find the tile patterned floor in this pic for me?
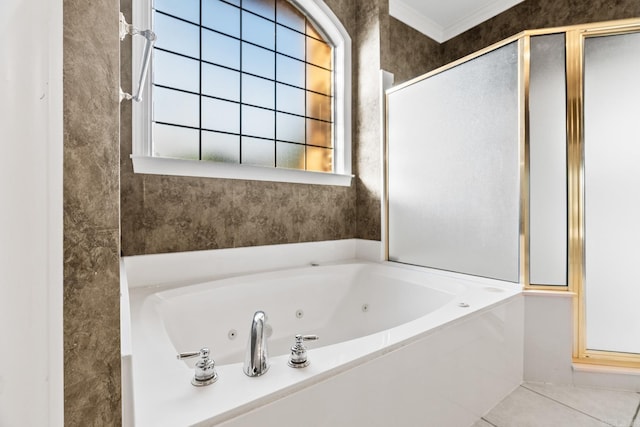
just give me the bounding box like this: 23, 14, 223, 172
473, 383, 640, 427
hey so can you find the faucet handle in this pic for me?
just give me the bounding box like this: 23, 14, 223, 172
288, 334, 319, 368
177, 347, 218, 386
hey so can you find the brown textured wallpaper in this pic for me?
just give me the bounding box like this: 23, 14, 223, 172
63, 0, 122, 424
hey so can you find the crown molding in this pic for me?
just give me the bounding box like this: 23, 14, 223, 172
389, 0, 524, 43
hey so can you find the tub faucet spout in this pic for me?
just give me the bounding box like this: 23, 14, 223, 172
243, 310, 269, 377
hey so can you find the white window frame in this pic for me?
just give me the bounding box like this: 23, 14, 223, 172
131, 0, 352, 186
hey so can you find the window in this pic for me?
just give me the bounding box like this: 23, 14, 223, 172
131, 0, 352, 186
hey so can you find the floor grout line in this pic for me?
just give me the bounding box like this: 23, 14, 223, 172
480, 416, 499, 427
629, 398, 640, 427
520, 384, 619, 427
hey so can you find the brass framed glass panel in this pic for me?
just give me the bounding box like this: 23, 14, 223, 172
576, 25, 640, 368
384, 18, 640, 368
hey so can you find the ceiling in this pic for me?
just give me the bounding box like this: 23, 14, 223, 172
389, 0, 525, 43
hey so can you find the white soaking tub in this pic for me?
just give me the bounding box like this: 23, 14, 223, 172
125, 260, 523, 427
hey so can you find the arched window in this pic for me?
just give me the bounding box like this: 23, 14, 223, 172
131, 0, 352, 186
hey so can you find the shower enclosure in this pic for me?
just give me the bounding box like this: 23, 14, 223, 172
385, 18, 640, 369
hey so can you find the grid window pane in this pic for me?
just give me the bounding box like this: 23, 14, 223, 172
307, 36, 332, 69
243, 0, 275, 20
153, 87, 199, 127
202, 131, 240, 163
277, 112, 305, 143
276, 54, 305, 87
276, 0, 305, 32
154, 13, 199, 58
306, 91, 331, 121
306, 145, 332, 172
306, 20, 322, 39
202, 97, 240, 133
277, 83, 305, 115
151, 0, 334, 172
242, 74, 275, 109
154, 0, 199, 24
277, 25, 305, 60
153, 50, 199, 93
202, 29, 240, 69
277, 142, 305, 169
306, 63, 331, 95
242, 43, 275, 80
306, 118, 331, 147
242, 137, 275, 167
242, 105, 275, 139
242, 12, 275, 50
202, 0, 240, 37
153, 123, 199, 159
202, 63, 240, 101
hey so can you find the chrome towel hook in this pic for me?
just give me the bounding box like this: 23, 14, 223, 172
119, 12, 156, 103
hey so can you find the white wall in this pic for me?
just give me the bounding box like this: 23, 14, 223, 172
0, 0, 63, 425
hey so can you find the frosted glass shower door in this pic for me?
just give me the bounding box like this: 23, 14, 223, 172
584, 32, 640, 354
387, 42, 520, 282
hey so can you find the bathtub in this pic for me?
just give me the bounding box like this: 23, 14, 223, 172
125, 259, 523, 426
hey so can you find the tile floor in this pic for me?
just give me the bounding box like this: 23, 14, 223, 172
473, 382, 640, 427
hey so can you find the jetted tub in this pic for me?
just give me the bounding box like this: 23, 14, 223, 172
125, 261, 523, 426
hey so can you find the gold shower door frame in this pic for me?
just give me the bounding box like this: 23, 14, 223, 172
564, 20, 640, 369
384, 18, 640, 369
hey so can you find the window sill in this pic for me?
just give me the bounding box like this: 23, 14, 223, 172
131, 156, 354, 186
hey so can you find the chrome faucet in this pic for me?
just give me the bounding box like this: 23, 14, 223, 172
243, 311, 269, 377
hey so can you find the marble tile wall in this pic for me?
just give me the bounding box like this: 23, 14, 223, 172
63, 0, 122, 424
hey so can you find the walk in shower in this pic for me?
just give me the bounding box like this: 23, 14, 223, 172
385, 18, 640, 369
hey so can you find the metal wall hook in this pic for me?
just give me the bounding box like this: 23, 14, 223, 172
119, 12, 156, 103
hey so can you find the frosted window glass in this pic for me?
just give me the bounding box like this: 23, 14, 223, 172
242, 105, 274, 139
277, 25, 305, 60
153, 87, 199, 128
306, 118, 331, 147
276, 0, 305, 32
306, 146, 332, 172
387, 42, 520, 282
154, 13, 199, 58
276, 113, 305, 143
242, 12, 275, 50
276, 142, 305, 169
276, 54, 305, 88
242, 74, 275, 109
306, 92, 331, 121
306, 37, 331, 69
243, 0, 275, 20
154, 0, 199, 24
307, 64, 331, 95
153, 124, 199, 159
202, 64, 240, 101
202, 0, 240, 37
243, 43, 275, 80
584, 32, 640, 354
153, 50, 199, 93
306, 20, 321, 39
202, 29, 240, 69
276, 84, 305, 115
202, 98, 240, 133
202, 131, 240, 163
529, 34, 568, 286
242, 137, 275, 167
